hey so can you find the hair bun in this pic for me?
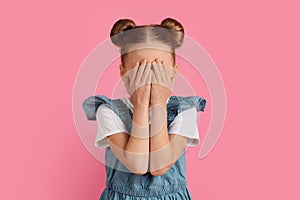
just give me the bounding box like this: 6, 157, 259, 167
160, 18, 184, 48
110, 19, 136, 47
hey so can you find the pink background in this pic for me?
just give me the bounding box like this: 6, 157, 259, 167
1, 0, 299, 199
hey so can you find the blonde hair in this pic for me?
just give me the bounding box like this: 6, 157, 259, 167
109, 18, 184, 65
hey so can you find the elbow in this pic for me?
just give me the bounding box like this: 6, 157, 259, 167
124, 152, 149, 175
129, 165, 148, 175
133, 171, 148, 176
150, 166, 170, 176
124, 156, 148, 175
150, 161, 175, 176
150, 170, 163, 176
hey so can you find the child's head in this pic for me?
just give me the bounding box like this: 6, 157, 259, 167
109, 18, 184, 77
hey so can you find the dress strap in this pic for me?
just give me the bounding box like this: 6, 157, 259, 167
82, 95, 206, 130
166, 95, 206, 127
82, 95, 131, 122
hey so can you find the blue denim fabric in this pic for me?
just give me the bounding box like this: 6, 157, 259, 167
82, 95, 206, 199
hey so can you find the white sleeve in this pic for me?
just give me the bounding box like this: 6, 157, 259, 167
95, 104, 129, 149
168, 107, 200, 147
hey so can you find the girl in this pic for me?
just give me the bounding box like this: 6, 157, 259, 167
82, 18, 206, 200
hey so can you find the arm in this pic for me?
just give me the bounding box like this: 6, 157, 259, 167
148, 58, 189, 176
105, 104, 149, 175
106, 60, 152, 175
149, 102, 188, 176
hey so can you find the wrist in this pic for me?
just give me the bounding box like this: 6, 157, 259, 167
130, 97, 150, 108
150, 98, 167, 107
133, 101, 150, 110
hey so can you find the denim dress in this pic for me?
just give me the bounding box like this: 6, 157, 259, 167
82, 95, 206, 199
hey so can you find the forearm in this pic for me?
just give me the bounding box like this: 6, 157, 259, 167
149, 103, 174, 172
124, 103, 149, 173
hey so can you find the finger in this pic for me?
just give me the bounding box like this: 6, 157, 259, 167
162, 61, 173, 81
156, 58, 165, 82
151, 60, 162, 83
151, 68, 157, 84
135, 60, 147, 83
161, 61, 176, 90
161, 60, 169, 82
122, 75, 130, 94
124, 61, 140, 82
146, 66, 152, 86
123, 62, 144, 95
141, 62, 151, 84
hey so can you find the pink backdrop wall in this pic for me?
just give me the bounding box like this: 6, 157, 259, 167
1, 0, 299, 199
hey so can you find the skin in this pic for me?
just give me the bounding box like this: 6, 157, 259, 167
120, 48, 176, 77
105, 48, 188, 176
119, 48, 178, 107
